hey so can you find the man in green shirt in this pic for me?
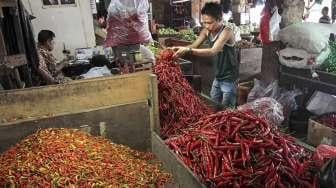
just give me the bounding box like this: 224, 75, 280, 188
173, 2, 237, 108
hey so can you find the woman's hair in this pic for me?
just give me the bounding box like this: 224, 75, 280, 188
38, 30, 55, 44
201, 2, 223, 20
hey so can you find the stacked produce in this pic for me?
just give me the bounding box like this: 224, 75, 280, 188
158, 28, 197, 42
316, 112, 336, 129
320, 41, 336, 74
0, 128, 171, 187
158, 28, 179, 37
165, 110, 316, 187
154, 49, 317, 187
146, 42, 160, 56
153, 50, 212, 138
178, 29, 197, 42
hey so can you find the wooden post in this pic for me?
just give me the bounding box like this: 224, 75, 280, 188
260, 0, 304, 84
280, 0, 305, 28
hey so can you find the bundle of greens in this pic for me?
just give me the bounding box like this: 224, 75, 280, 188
320, 41, 336, 74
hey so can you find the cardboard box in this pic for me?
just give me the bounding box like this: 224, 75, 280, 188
307, 118, 336, 147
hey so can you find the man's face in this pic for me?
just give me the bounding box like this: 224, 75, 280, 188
322, 9, 328, 16
201, 14, 220, 32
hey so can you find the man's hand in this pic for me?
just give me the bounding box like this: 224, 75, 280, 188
171, 46, 191, 58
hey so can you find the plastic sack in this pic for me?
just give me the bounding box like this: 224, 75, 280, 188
238, 97, 284, 126
80, 66, 112, 79
269, 7, 281, 41
247, 79, 279, 102
313, 144, 336, 169
279, 23, 336, 54
279, 48, 313, 69
319, 158, 336, 188
105, 0, 152, 47
259, 8, 271, 44
247, 79, 302, 121
306, 91, 336, 116
279, 47, 331, 69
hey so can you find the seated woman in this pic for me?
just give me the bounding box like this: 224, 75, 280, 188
37, 30, 70, 85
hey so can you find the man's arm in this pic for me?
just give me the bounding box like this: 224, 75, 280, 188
37, 54, 58, 84
55, 58, 70, 74
191, 27, 233, 57
187, 28, 208, 48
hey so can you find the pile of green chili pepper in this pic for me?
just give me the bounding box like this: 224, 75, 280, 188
0, 128, 171, 187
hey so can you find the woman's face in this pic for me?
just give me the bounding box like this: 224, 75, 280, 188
201, 14, 221, 32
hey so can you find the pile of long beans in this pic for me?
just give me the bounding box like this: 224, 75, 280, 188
0, 128, 171, 187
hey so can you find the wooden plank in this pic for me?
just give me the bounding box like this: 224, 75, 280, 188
307, 118, 336, 147
0, 102, 151, 152
149, 74, 160, 133
0, 71, 152, 122
151, 132, 206, 188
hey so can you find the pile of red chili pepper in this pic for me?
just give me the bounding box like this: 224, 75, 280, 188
165, 110, 317, 187
316, 112, 336, 129
153, 49, 212, 138
0, 128, 171, 187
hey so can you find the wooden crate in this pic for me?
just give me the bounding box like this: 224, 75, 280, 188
307, 118, 336, 147
0, 71, 157, 152
0, 71, 205, 187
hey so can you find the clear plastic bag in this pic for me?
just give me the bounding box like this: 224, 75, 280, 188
247, 79, 279, 103
105, 0, 152, 47
238, 97, 284, 127
246, 79, 302, 123
269, 7, 281, 41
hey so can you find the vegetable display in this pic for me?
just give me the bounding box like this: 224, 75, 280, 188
0, 128, 171, 187
320, 41, 336, 74
158, 28, 197, 42
165, 110, 316, 188
178, 29, 197, 42
316, 112, 336, 129
154, 49, 317, 188
158, 28, 179, 37
153, 50, 212, 138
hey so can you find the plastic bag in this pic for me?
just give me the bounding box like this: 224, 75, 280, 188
247, 79, 302, 122
313, 144, 336, 169
238, 97, 284, 126
278, 48, 313, 69
307, 91, 336, 116
269, 7, 281, 41
319, 158, 336, 188
259, 8, 271, 44
279, 23, 336, 54
279, 47, 331, 69
247, 79, 279, 102
105, 0, 152, 47
80, 66, 112, 79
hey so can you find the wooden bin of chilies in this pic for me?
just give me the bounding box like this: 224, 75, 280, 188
0, 71, 205, 188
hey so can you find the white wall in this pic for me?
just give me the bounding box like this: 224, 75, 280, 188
304, 0, 333, 23
22, 0, 96, 60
